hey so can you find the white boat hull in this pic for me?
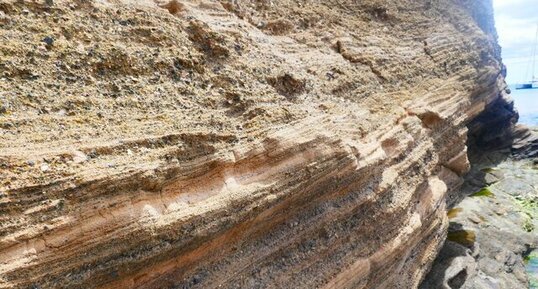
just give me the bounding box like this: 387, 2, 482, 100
515, 82, 538, 90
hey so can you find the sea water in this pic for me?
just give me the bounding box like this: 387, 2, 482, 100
509, 85, 538, 127
510, 87, 538, 288
527, 250, 538, 289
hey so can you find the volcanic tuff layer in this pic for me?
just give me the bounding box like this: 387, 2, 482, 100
0, 0, 509, 288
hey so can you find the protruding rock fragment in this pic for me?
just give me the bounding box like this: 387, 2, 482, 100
267, 73, 306, 99
0, 11, 10, 25
407, 107, 444, 129
263, 19, 294, 35
72, 150, 88, 164
160, 0, 184, 15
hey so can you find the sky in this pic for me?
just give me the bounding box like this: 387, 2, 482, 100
493, 0, 538, 84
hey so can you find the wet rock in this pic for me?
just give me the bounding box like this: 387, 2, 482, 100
425, 157, 538, 289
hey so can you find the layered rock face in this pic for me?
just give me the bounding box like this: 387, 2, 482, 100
0, 0, 507, 288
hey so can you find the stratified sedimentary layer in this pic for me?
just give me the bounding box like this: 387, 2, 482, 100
0, 0, 507, 288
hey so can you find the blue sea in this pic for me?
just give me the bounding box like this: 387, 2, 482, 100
509, 85, 538, 127
528, 250, 538, 289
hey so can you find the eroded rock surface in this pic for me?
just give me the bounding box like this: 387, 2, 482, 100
422, 157, 538, 289
0, 0, 510, 288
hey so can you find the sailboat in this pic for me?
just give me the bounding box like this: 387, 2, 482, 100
516, 24, 538, 89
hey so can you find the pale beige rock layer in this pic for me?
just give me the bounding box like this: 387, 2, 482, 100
0, 0, 507, 288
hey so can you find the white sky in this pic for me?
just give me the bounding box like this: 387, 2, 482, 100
493, 0, 538, 84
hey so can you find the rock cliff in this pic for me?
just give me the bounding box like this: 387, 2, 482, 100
0, 0, 512, 288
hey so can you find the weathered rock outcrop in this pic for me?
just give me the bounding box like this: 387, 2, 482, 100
512, 125, 538, 159
421, 157, 538, 289
0, 0, 511, 288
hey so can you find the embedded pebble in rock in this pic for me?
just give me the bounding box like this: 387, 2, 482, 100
71, 150, 88, 164
40, 163, 49, 172
42, 36, 54, 47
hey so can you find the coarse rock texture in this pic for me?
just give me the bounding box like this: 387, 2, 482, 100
421, 156, 538, 289
0, 0, 511, 288
512, 125, 538, 159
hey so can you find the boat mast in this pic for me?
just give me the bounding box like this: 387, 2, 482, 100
532, 24, 538, 81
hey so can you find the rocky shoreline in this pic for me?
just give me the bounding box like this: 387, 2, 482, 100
422, 123, 538, 289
